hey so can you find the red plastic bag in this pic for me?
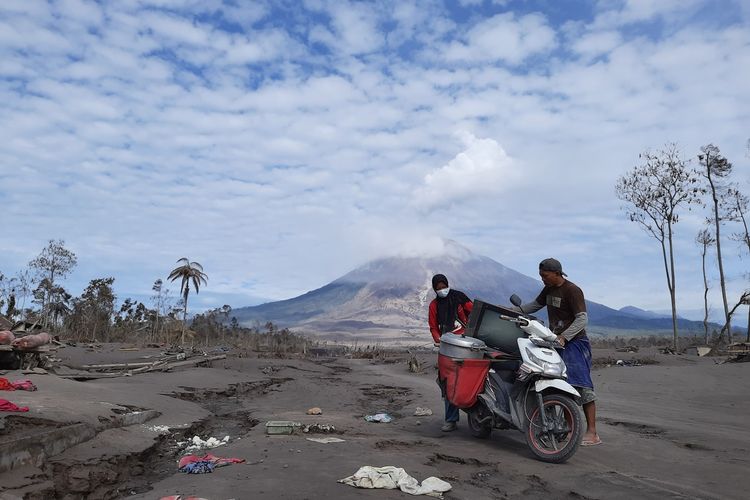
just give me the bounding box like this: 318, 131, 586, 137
438, 355, 490, 408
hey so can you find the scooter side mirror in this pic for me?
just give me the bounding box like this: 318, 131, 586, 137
509, 294, 522, 307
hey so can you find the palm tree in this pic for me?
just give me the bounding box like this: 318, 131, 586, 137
168, 258, 208, 345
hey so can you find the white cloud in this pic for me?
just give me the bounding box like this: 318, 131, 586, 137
0, 0, 748, 315
413, 132, 520, 210
591, 0, 706, 29
441, 13, 557, 65
570, 30, 622, 58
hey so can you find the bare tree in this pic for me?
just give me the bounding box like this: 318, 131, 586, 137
696, 228, 715, 344
616, 144, 703, 350
67, 277, 116, 341
14, 270, 33, 319
0, 272, 17, 319
28, 240, 77, 328
698, 145, 733, 340
713, 291, 750, 347
726, 188, 750, 256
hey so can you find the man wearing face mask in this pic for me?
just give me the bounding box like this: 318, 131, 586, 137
429, 273, 473, 432
513, 258, 601, 446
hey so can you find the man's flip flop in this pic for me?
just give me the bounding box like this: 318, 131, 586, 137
581, 438, 602, 446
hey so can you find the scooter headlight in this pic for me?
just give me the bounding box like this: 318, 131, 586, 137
525, 347, 564, 377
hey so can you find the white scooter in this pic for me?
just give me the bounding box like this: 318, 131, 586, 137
463, 294, 583, 463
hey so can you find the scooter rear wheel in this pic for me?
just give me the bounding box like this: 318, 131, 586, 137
525, 393, 582, 463
467, 401, 492, 439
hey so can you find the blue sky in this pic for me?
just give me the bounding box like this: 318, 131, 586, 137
0, 0, 749, 319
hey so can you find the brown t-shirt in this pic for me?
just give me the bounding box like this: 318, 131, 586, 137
535, 280, 587, 335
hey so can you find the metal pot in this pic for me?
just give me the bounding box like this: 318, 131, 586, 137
439, 333, 487, 359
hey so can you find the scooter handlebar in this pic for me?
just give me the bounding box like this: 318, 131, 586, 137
499, 314, 529, 327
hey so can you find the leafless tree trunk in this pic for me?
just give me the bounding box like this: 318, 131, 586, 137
699, 145, 733, 341
696, 229, 714, 344
616, 144, 704, 350
713, 291, 750, 347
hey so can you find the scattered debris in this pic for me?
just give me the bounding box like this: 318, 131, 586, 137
179, 435, 230, 451
414, 407, 432, 416
339, 466, 452, 497
365, 413, 394, 423
306, 407, 323, 415
306, 437, 345, 444
58, 353, 227, 380
408, 354, 422, 373
146, 424, 171, 434
261, 365, 281, 375
725, 353, 750, 363
0, 331, 57, 371
685, 345, 711, 356
160, 497, 210, 500
266, 420, 302, 435
616, 346, 639, 353
616, 359, 642, 367
659, 346, 678, 355
302, 423, 336, 434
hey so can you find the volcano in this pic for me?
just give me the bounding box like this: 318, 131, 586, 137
231, 240, 718, 340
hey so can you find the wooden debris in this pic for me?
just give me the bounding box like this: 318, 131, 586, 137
58, 354, 227, 380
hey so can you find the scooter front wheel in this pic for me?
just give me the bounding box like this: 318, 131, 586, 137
467, 401, 492, 439
525, 393, 582, 463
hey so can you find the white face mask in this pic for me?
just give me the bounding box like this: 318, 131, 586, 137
436, 287, 450, 298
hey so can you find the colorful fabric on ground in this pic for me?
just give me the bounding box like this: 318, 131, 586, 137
12, 379, 37, 391
181, 461, 215, 474
0, 398, 29, 412
177, 453, 245, 472
0, 378, 37, 391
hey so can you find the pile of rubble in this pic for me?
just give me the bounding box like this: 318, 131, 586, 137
0, 321, 59, 373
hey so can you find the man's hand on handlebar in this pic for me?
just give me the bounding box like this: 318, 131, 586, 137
556, 335, 566, 346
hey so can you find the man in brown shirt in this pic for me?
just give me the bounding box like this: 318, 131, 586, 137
515, 258, 601, 446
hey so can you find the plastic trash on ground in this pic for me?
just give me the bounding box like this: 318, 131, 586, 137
178, 435, 230, 451
306, 437, 345, 444
364, 413, 394, 423
265, 420, 302, 435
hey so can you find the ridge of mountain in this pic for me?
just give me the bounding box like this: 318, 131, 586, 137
231, 240, 728, 339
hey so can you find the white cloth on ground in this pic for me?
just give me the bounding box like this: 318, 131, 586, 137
338, 466, 451, 497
